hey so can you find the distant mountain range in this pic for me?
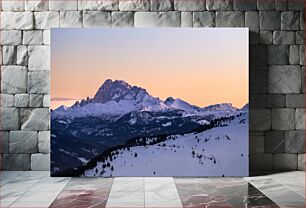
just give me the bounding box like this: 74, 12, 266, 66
52, 79, 247, 119
51, 79, 248, 176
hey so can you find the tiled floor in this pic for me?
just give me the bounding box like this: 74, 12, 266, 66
1, 171, 305, 208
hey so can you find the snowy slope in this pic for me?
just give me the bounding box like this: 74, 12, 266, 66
83, 113, 248, 177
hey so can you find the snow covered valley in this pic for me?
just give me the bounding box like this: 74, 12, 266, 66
83, 117, 248, 177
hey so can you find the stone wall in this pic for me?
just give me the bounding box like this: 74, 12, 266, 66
0, 0, 304, 172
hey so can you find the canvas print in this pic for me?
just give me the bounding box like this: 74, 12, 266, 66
51, 28, 249, 177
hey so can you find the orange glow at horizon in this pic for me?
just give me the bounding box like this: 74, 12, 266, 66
51, 28, 248, 110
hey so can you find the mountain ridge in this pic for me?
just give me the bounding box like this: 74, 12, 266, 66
53, 79, 246, 118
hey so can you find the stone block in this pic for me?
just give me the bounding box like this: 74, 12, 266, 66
250, 70, 267, 93
49, 0, 78, 11
29, 94, 44, 107
0, 108, 20, 130
1, 12, 15, 29
15, 94, 29, 107
21, 108, 49, 131
28, 46, 50, 71
295, 31, 304, 44
26, 0, 49, 11
112, 12, 134, 27
273, 31, 295, 45
266, 94, 286, 108
193, 12, 215, 27
295, 108, 305, 130
249, 93, 266, 109
151, 0, 173, 11
302, 66, 305, 93
38, 131, 50, 153
31, 153, 50, 170
267, 45, 289, 64
288, 0, 304, 11
216, 11, 244, 27
286, 94, 304, 107
300, 12, 304, 30
0, 94, 14, 107
250, 45, 267, 68
10, 131, 38, 153
259, 11, 281, 30
60, 11, 82, 27
78, 0, 119, 11
3, 154, 31, 170
298, 154, 305, 170
233, 0, 256, 11
285, 130, 304, 153
135, 12, 181, 27
2, 46, 17, 65
257, 0, 274, 10
0, 131, 9, 154
34, 11, 60, 29
250, 109, 271, 131
119, 0, 150, 11
275, 0, 287, 11
23, 30, 43, 45
264, 131, 285, 153
43, 30, 50, 45
14, 11, 34, 30
1, 66, 27, 94
249, 136, 264, 153
245, 11, 259, 32
250, 131, 264, 136
83, 11, 111, 27
28, 71, 50, 94
206, 0, 233, 10
250, 153, 273, 170
281, 11, 300, 30
259, 31, 273, 44
181, 12, 192, 27
245, 11, 259, 44
272, 108, 295, 130
1, 30, 22, 45
289, 45, 300, 64
43, 95, 50, 107
299, 45, 304, 65
274, 153, 298, 170
269, 65, 301, 93
17, 45, 28, 66
2, 1, 24, 11
174, 0, 205, 11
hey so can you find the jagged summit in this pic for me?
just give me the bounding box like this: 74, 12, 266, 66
92, 79, 148, 104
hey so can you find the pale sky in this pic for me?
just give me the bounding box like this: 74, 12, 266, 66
51, 28, 248, 110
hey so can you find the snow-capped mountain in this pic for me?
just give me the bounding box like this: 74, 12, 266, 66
52, 79, 241, 119
52, 79, 170, 118
51, 79, 248, 176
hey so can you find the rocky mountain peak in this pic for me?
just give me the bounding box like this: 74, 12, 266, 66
92, 79, 148, 104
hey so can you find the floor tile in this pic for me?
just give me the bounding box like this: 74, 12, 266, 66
64, 178, 113, 190
111, 177, 144, 192
145, 189, 182, 208
175, 178, 232, 208
145, 177, 176, 192
50, 190, 109, 208
9, 191, 61, 208
0, 171, 24, 186
245, 176, 305, 208
106, 191, 145, 208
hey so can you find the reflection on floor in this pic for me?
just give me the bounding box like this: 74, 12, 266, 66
1, 171, 304, 208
